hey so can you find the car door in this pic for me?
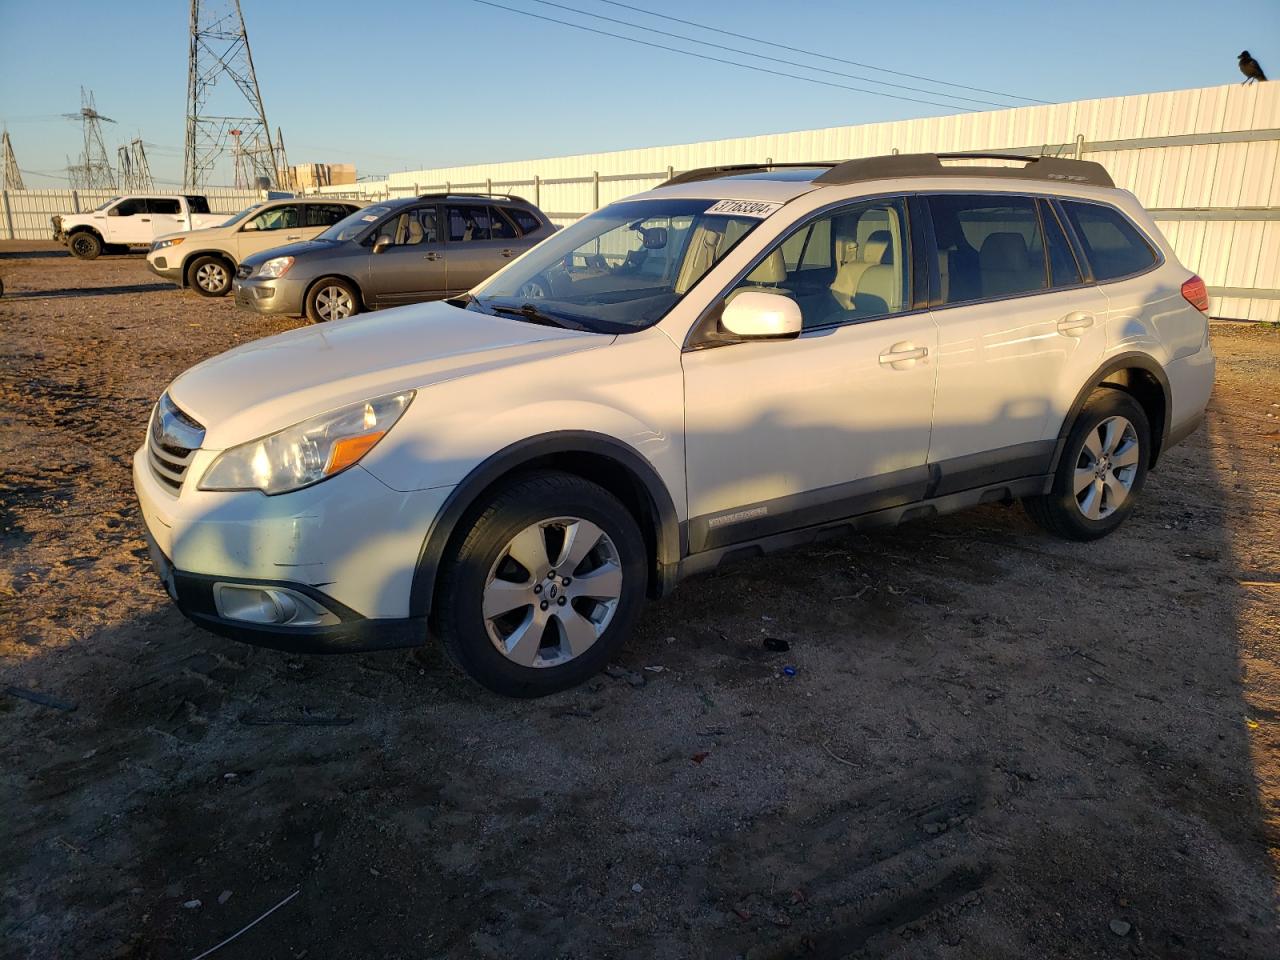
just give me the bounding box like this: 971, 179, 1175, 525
235, 204, 304, 260
681, 196, 940, 553
921, 193, 1110, 491
104, 197, 151, 244
361, 205, 447, 307
442, 203, 521, 294
147, 197, 185, 239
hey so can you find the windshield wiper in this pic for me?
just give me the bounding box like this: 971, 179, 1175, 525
487, 302, 585, 330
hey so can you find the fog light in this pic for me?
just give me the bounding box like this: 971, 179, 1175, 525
213, 583, 339, 627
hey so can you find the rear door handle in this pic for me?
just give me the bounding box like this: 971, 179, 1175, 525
286, 234, 301, 240
140, 218, 151, 222
424, 251, 441, 262
500, 248, 515, 258
1057, 312, 1095, 336
879, 343, 929, 366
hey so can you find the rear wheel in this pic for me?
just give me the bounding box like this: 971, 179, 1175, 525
434, 471, 647, 697
305, 278, 360, 322
68, 232, 102, 260
1024, 387, 1150, 541
187, 255, 234, 297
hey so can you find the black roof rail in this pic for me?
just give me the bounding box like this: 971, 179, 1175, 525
660, 162, 838, 187
416, 192, 528, 203
813, 153, 1115, 188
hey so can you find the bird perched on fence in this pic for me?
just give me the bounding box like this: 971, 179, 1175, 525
1238, 51, 1267, 83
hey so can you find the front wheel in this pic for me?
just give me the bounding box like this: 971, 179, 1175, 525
305, 278, 360, 322
68, 232, 102, 260
1023, 387, 1151, 541
187, 255, 234, 297
434, 471, 647, 697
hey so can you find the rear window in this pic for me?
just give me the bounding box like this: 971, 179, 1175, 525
1060, 201, 1158, 282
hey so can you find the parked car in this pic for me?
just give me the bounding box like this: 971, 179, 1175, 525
146, 198, 364, 298
231, 193, 555, 322
135, 153, 1215, 697
54, 194, 228, 260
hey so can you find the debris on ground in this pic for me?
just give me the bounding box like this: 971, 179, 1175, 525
5, 686, 77, 712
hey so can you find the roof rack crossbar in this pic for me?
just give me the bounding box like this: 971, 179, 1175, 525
812, 153, 1114, 188
660, 162, 838, 188
416, 192, 527, 202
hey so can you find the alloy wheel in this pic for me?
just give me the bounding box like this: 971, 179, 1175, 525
482, 517, 623, 668
1073, 415, 1141, 520
196, 262, 227, 292
315, 286, 354, 321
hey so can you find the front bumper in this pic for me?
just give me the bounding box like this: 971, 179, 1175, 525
233, 274, 307, 316
147, 255, 184, 286
133, 444, 451, 652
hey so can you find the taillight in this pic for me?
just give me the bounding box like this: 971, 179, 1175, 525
1181, 275, 1209, 313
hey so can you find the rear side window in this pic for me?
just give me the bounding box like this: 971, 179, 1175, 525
447, 205, 491, 242
488, 206, 518, 240
927, 194, 1047, 304
1041, 201, 1082, 287
186, 196, 211, 214
1060, 201, 1158, 281
506, 206, 542, 235
304, 204, 357, 227
149, 198, 181, 215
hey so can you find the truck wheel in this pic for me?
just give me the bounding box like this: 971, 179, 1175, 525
68, 232, 102, 260
187, 256, 234, 297
305, 278, 360, 322
434, 471, 647, 697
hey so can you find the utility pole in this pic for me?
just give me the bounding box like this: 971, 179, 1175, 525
63, 88, 116, 189
185, 0, 277, 190
1, 129, 24, 190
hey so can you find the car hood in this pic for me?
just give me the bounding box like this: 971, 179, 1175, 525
167, 300, 609, 449
240, 237, 335, 266
154, 223, 230, 244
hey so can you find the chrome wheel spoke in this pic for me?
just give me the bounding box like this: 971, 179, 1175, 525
1103, 474, 1127, 510
1080, 480, 1103, 520
1100, 417, 1122, 455
1081, 429, 1104, 463
1073, 466, 1095, 495
483, 577, 531, 619
554, 519, 605, 573
554, 609, 599, 658
569, 560, 622, 601
504, 609, 546, 666
1111, 441, 1140, 469
505, 524, 550, 576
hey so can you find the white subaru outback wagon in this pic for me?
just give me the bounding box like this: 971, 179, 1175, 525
134, 154, 1215, 696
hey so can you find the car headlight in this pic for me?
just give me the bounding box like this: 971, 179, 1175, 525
258, 256, 294, 279
152, 237, 184, 252
199, 391, 414, 495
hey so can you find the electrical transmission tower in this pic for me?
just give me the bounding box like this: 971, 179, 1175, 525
274, 126, 292, 191
117, 138, 154, 191
63, 88, 117, 189
2, 129, 24, 190
185, 0, 277, 190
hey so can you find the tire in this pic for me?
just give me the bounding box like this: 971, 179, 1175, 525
1023, 387, 1151, 542
434, 470, 648, 697
304, 277, 360, 322
68, 232, 102, 260
187, 255, 234, 297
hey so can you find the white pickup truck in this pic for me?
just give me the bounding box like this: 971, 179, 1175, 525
53, 194, 229, 260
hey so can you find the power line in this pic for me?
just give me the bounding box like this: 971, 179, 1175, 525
469, 0, 977, 112
528, 0, 1015, 108
591, 0, 1049, 105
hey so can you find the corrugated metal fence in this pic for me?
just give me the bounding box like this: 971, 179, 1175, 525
317, 82, 1280, 322
0, 187, 263, 241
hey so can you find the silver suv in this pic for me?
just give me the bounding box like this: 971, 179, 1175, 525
232, 193, 556, 322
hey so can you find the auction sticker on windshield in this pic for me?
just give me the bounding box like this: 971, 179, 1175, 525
705, 199, 783, 218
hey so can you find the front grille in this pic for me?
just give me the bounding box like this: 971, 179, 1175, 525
147, 393, 205, 493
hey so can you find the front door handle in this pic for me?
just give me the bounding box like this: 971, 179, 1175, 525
140, 218, 151, 222
500, 248, 515, 258
879, 342, 929, 368
1057, 312, 1095, 336
286, 234, 301, 240
424, 251, 441, 262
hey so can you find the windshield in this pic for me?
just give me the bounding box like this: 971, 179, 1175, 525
220, 203, 264, 226
466, 198, 767, 332
93, 198, 120, 212
317, 204, 393, 242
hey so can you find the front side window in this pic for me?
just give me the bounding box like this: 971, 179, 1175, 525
246, 205, 299, 232
466, 197, 765, 333
724, 197, 909, 330
112, 198, 147, 217
1060, 201, 1158, 282
928, 194, 1046, 304
149, 198, 181, 215
376, 207, 439, 245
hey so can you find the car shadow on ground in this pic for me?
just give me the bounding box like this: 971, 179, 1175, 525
1, 402, 1276, 958
2, 282, 173, 300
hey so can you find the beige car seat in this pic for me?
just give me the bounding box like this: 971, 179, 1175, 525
830, 230, 892, 310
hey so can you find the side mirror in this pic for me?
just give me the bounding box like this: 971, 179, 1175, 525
241, 221, 259, 232
372, 235, 392, 254
721, 291, 802, 339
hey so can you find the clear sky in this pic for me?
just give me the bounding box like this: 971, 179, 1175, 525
1, 0, 1275, 187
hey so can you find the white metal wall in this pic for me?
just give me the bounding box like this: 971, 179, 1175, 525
320, 82, 1279, 321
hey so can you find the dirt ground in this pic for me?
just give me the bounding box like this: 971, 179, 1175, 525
0, 240, 1277, 960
